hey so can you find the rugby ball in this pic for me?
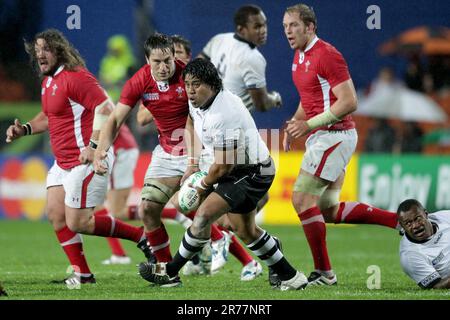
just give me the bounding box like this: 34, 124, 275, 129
178, 171, 208, 213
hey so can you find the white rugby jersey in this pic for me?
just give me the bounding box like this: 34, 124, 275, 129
189, 89, 270, 168
399, 210, 450, 288
202, 33, 266, 112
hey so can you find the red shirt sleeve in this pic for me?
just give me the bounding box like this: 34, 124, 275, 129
318, 46, 351, 89
119, 67, 145, 108
67, 68, 108, 111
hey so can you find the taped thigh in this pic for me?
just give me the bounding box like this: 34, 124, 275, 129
141, 179, 177, 205
293, 173, 328, 196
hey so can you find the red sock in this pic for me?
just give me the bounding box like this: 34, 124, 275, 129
210, 224, 224, 241
217, 226, 253, 266
127, 205, 138, 220
55, 226, 92, 275
93, 215, 143, 243
146, 224, 172, 262
94, 207, 108, 217
298, 207, 332, 272
107, 238, 127, 256
336, 202, 398, 229
161, 207, 178, 220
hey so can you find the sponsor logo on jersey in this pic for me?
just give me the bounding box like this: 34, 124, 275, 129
292, 64, 297, 71
420, 272, 440, 287
433, 232, 443, 244
142, 93, 159, 101
432, 251, 444, 265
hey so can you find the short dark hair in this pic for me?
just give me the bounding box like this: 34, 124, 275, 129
285, 3, 317, 32
24, 28, 85, 74
183, 58, 223, 92
234, 4, 263, 28
144, 32, 174, 58
171, 34, 191, 56
397, 199, 425, 215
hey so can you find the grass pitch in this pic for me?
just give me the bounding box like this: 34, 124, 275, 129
0, 220, 449, 300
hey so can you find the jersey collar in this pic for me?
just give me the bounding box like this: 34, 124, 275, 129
303, 36, 319, 53
233, 33, 256, 49
199, 90, 220, 111
53, 65, 65, 77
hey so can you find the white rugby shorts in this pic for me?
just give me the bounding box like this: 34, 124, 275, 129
46, 149, 114, 208
144, 144, 186, 179
110, 148, 139, 190
301, 129, 357, 182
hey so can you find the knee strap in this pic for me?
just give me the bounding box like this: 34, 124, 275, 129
141, 179, 177, 204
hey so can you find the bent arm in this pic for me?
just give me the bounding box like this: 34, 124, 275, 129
29, 111, 49, 134
137, 103, 154, 126
97, 102, 131, 153
248, 87, 282, 112
329, 79, 358, 118
305, 79, 357, 130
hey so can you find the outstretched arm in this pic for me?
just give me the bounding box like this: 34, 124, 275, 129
5, 112, 48, 143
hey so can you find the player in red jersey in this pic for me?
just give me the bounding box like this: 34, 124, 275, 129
282, 4, 399, 286
94, 33, 195, 287
5, 29, 152, 285
94, 124, 141, 265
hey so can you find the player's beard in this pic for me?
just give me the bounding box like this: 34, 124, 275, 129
41, 64, 59, 76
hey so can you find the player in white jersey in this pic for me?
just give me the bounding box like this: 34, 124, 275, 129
138, 58, 308, 290
397, 199, 450, 289
199, 4, 281, 113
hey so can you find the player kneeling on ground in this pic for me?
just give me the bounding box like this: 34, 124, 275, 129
398, 199, 450, 289
138, 58, 308, 290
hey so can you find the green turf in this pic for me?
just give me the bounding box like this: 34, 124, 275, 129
0, 220, 449, 300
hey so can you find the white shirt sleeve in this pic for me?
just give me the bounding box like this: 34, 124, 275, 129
202, 36, 216, 59
239, 52, 267, 90
400, 250, 441, 288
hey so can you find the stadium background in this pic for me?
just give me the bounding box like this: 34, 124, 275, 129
1, 0, 450, 222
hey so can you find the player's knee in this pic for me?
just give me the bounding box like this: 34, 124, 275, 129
47, 206, 66, 229
292, 173, 328, 212
318, 189, 340, 222
191, 211, 213, 235
141, 179, 175, 206
65, 217, 85, 233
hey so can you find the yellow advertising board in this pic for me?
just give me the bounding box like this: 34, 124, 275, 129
262, 152, 359, 224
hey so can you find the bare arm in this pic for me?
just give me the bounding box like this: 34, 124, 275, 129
285, 79, 357, 139
94, 102, 132, 174
329, 79, 358, 118
203, 148, 235, 187
193, 148, 235, 195
283, 101, 305, 152
137, 103, 154, 126
79, 98, 114, 164
5, 112, 48, 143
181, 116, 204, 185
248, 87, 282, 112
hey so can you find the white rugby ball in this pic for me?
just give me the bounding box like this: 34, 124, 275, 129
178, 171, 208, 213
